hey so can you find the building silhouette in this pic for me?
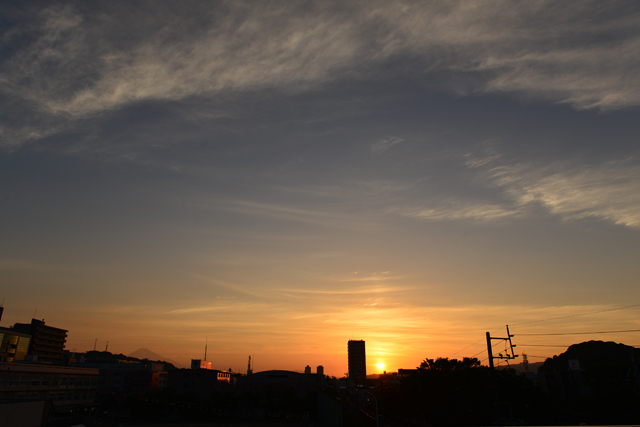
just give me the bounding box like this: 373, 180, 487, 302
348, 340, 366, 386
76, 359, 168, 395
0, 328, 31, 363
0, 362, 98, 410
236, 367, 324, 399
0, 307, 32, 363
191, 359, 212, 370
12, 319, 67, 364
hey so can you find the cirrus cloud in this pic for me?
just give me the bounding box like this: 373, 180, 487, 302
2, 1, 640, 148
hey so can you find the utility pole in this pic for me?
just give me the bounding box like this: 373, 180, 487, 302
105, 341, 109, 352
486, 332, 494, 369
486, 325, 518, 369
486, 325, 518, 424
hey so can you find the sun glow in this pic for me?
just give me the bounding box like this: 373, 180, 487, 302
376, 362, 385, 371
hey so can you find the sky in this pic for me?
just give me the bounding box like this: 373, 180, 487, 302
1, 1, 640, 376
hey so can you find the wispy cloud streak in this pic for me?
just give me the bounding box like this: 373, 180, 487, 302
372, 137, 403, 153
402, 201, 522, 222
487, 160, 640, 228
278, 284, 411, 295
2, 1, 639, 147
404, 154, 640, 229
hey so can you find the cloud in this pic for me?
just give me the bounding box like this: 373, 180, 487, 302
2, 1, 639, 148
277, 284, 410, 295
166, 301, 269, 315
189, 275, 268, 299
401, 153, 640, 230
480, 39, 640, 110
213, 199, 360, 230
486, 159, 640, 228
337, 272, 405, 283
401, 201, 522, 222
465, 150, 502, 168
372, 136, 403, 153
175, 194, 385, 233
0, 258, 93, 272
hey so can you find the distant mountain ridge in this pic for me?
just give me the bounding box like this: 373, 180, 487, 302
128, 347, 184, 368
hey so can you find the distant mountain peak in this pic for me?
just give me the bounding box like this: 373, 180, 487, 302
128, 348, 183, 368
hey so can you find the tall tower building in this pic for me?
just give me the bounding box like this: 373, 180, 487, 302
348, 340, 366, 386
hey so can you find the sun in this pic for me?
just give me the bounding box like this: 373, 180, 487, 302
376, 362, 385, 371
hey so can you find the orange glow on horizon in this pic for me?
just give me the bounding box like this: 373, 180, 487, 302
47, 301, 639, 377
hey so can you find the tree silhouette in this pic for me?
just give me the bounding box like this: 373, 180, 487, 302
419, 357, 482, 371
384, 357, 546, 426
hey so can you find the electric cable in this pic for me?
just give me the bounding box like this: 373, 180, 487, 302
516, 344, 570, 347
448, 303, 638, 360
471, 338, 502, 358
448, 337, 485, 358
449, 326, 511, 358
510, 303, 640, 326
518, 328, 640, 336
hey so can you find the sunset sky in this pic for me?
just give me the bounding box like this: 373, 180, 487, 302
1, 1, 640, 376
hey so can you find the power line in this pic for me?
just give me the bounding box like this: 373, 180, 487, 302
518, 328, 640, 336
471, 348, 486, 358
449, 303, 638, 359
471, 338, 503, 358
450, 303, 638, 358
517, 344, 571, 347
448, 338, 485, 358
449, 326, 511, 358
449, 338, 484, 357
511, 303, 640, 326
